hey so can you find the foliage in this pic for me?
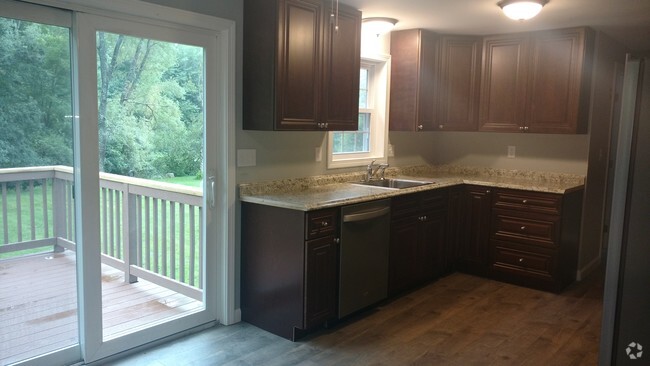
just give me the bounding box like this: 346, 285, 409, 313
0, 18, 72, 168
0, 18, 204, 179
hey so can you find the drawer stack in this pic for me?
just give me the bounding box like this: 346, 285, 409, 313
489, 188, 582, 292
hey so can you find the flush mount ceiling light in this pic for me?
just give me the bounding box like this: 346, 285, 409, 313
362, 17, 398, 36
498, 0, 549, 21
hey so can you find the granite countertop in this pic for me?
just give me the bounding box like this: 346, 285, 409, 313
238, 165, 585, 211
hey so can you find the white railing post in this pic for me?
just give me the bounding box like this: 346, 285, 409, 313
52, 176, 66, 252
122, 182, 138, 284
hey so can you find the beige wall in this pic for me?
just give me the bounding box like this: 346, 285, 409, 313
420, 131, 590, 174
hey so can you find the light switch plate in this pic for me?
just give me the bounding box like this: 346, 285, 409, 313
507, 146, 516, 159
237, 149, 257, 167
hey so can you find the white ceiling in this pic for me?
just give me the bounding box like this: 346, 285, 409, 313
342, 0, 650, 52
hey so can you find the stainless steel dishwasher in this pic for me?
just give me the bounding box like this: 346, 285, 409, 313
339, 199, 391, 318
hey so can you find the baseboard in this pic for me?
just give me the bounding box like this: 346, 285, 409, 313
234, 308, 242, 323
577, 256, 601, 281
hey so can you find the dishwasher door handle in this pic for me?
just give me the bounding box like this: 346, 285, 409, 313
343, 206, 390, 223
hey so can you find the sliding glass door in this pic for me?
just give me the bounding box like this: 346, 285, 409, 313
0, 2, 226, 364
75, 12, 219, 362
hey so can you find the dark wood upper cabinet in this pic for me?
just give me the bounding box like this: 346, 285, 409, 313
389, 29, 440, 131
243, 0, 361, 131
321, 6, 362, 131
389, 31, 481, 132
437, 35, 482, 131
479, 27, 594, 134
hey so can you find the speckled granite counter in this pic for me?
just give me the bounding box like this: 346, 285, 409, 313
239, 165, 585, 211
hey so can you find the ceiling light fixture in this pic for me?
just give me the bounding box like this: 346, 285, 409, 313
362, 17, 398, 36
498, 0, 549, 21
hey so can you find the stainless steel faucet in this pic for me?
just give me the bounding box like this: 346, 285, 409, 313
366, 160, 389, 181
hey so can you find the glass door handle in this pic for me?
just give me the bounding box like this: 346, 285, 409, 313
207, 175, 215, 208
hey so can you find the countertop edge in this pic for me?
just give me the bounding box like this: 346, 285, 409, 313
239, 177, 585, 212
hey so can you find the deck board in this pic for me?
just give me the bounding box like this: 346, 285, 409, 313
0, 250, 203, 365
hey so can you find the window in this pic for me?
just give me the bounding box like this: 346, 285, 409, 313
328, 56, 389, 168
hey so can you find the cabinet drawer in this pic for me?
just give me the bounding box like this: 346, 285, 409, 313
391, 190, 447, 220
491, 210, 559, 248
491, 242, 555, 280
306, 209, 338, 240
493, 189, 561, 215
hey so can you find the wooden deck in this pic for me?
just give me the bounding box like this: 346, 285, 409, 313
0, 250, 203, 365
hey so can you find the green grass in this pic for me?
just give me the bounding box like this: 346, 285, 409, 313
1, 176, 203, 286
154, 175, 202, 187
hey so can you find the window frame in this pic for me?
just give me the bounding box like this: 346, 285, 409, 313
327, 54, 390, 169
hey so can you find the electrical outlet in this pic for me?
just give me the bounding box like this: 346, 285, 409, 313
507, 146, 516, 159
388, 144, 395, 157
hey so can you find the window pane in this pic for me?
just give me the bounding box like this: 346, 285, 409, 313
0, 15, 78, 365
96, 31, 205, 340
359, 68, 369, 109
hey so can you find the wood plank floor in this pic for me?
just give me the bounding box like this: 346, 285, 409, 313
0, 250, 203, 366
109, 269, 603, 366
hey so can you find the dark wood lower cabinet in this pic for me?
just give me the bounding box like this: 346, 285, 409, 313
304, 236, 338, 329
241, 203, 339, 340
389, 190, 447, 296
456, 185, 492, 276
241, 185, 584, 341
488, 188, 583, 292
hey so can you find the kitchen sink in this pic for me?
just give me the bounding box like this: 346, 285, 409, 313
352, 178, 434, 189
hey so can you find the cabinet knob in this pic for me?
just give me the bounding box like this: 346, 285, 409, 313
418, 125, 424, 130
518, 258, 524, 263
486, 190, 491, 194
520, 226, 526, 231
524, 126, 529, 131
324, 122, 329, 129
522, 199, 528, 204
519, 126, 524, 131
321, 221, 328, 227
423, 215, 427, 221
333, 238, 340, 244
439, 125, 444, 129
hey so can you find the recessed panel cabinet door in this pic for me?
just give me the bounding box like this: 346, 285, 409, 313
437, 36, 481, 131
479, 34, 529, 132
277, 0, 323, 129
322, 5, 361, 131
526, 28, 591, 133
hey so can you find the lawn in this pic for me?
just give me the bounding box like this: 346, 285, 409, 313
154, 175, 202, 188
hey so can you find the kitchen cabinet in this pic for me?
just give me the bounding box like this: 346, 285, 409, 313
388, 190, 448, 296
243, 0, 361, 131
241, 203, 339, 340
457, 185, 492, 276
436, 35, 482, 131
445, 186, 463, 274
389, 29, 440, 131
489, 188, 583, 292
479, 27, 594, 133
389, 31, 481, 131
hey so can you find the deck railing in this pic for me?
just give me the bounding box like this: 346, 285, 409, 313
0, 166, 203, 300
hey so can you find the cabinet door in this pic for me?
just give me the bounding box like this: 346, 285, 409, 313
276, 0, 323, 130
420, 210, 447, 280
458, 186, 492, 275
388, 217, 420, 296
526, 28, 591, 134
479, 33, 529, 132
321, 4, 361, 131
437, 36, 481, 131
304, 235, 338, 329
389, 29, 439, 131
